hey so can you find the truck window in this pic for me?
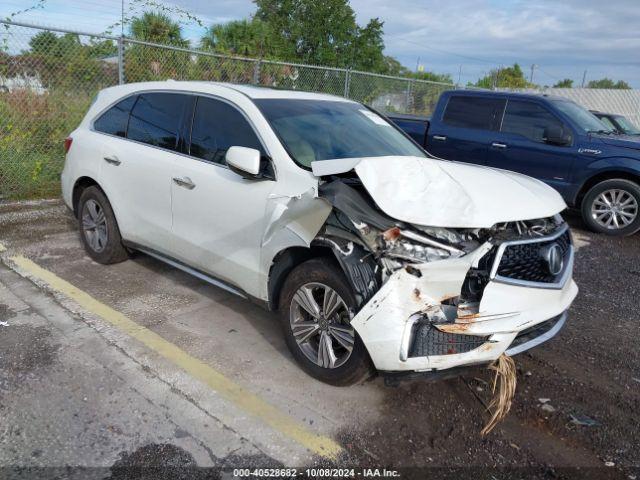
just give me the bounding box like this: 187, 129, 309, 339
442, 96, 505, 130
501, 100, 563, 143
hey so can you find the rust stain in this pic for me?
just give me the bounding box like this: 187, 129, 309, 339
436, 322, 471, 333
455, 312, 481, 323
382, 227, 401, 242
412, 288, 421, 301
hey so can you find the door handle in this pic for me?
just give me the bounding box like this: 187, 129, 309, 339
103, 155, 121, 166
172, 176, 196, 190
433, 135, 447, 141
491, 142, 507, 149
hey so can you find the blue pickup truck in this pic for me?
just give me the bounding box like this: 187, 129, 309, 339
388, 90, 640, 236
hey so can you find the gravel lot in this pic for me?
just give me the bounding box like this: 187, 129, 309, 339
0, 199, 638, 479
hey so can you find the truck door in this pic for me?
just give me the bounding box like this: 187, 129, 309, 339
486, 99, 575, 196
426, 95, 505, 165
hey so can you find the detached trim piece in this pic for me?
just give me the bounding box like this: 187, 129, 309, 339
505, 311, 567, 356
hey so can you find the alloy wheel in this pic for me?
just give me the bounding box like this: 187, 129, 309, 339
289, 282, 355, 369
81, 199, 108, 252
591, 188, 638, 230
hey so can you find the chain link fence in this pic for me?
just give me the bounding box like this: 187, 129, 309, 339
1, 20, 639, 200
0, 20, 465, 199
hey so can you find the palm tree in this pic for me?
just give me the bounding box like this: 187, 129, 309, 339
200, 19, 273, 57
130, 12, 188, 47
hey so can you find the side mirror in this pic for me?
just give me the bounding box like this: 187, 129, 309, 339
226, 146, 261, 178
544, 125, 571, 146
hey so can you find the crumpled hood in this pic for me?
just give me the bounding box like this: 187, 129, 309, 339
594, 134, 640, 151
312, 156, 566, 228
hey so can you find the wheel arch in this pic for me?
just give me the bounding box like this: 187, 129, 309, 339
267, 238, 380, 312
575, 170, 640, 208
267, 245, 338, 311
72, 176, 103, 218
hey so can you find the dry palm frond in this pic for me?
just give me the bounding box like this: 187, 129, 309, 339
481, 354, 517, 436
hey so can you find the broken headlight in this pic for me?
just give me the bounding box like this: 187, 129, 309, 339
382, 227, 465, 264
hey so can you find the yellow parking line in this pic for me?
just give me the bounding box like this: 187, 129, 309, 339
9, 254, 343, 460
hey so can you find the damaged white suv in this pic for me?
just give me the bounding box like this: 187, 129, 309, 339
62, 81, 578, 385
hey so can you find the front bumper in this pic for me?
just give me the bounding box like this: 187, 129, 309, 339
350, 241, 578, 373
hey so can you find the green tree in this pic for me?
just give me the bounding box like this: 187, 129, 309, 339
129, 12, 188, 47
473, 63, 534, 89
587, 78, 631, 89
351, 18, 386, 72
200, 19, 276, 57
28, 31, 58, 55
252, 0, 387, 71
553, 78, 573, 88
408, 71, 453, 84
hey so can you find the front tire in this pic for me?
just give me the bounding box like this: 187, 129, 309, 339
77, 186, 129, 264
581, 179, 640, 236
279, 258, 372, 386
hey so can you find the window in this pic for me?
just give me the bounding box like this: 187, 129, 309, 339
255, 99, 426, 168
501, 100, 564, 143
127, 93, 190, 151
442, 96, 505, 130
597, 116, 616, 131
613, 115, 640, 135
391, 118, 427, 145
189, 97, 264, 164
551, 100, 610, 134
93, 96, 136, 137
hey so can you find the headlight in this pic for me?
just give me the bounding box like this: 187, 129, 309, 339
382, 227, 464, 263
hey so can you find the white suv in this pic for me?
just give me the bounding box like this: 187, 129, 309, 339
61, 81, 578, 385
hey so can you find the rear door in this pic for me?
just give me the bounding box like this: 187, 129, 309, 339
97, 91, 192, 254
427, 95, 505, 165
169, 95, 276, 294
486, 99, 575, 194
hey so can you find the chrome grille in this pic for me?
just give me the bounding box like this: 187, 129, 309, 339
491, 225, 573, 288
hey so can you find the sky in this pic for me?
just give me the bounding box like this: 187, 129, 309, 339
2, 0, 639, 88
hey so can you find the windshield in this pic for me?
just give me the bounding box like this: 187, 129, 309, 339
254, 99, 426, 168
551, 100, 614, 134
614, 115, 640, 135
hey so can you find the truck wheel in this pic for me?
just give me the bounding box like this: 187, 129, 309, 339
279, 258, 372, 386
78, 186, 129, 264
581, 179, 640, 236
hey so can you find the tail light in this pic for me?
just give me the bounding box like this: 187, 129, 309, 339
64, 137, 73, 154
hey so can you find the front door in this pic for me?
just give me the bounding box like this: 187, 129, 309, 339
170, 95, 276, 295
486, 99, 575, 196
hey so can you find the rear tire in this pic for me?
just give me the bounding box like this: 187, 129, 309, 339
77, 186, 129, 264
278, 258, 372, 386
581, 179, 640, 236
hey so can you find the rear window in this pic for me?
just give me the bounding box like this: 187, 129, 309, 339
442, 95, 505, 130
127, 92, 191, 151
93, 96, 136, 137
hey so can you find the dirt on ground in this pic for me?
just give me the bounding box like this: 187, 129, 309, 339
1, 200, 638, 479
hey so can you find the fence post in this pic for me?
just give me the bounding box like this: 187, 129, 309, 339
405, 79, 413, 113
343, 68, 351, 99
117, 36, 125, 85
253, 59, 261, 85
